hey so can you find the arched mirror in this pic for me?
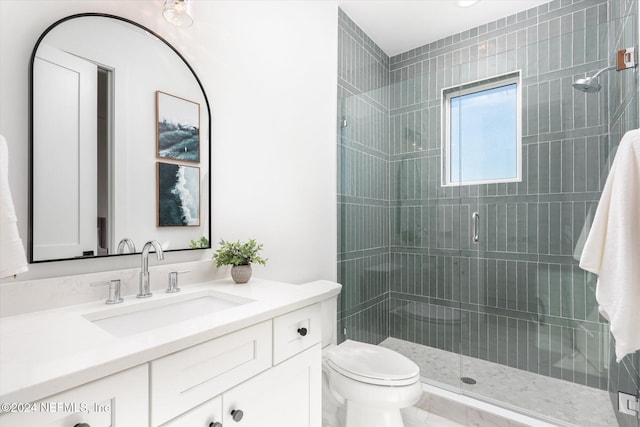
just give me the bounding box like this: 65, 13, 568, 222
29, 14, 211, 262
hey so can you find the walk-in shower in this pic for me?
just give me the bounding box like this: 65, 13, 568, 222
337, 1, 639, 426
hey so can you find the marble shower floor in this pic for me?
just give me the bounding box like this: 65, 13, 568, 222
380, 337, 618, 427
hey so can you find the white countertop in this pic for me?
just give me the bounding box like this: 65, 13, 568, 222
0, 278, 341, 403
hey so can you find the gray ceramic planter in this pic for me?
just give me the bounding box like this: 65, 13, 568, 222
231, 265, 252, 284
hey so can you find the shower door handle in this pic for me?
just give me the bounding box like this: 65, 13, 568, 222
472, 212, 480, 243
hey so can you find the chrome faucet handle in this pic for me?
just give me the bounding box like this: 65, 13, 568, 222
90, 279, 123, 304
166, 270, 190, 293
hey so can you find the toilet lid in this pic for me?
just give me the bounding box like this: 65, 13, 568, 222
327, 340, 420, 386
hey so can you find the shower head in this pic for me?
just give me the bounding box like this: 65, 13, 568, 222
572, 77, 602, 93
572, 65, 616, 93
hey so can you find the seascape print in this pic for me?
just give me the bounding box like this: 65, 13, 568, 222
157, 162, 200, 227
156, 91, 200, 162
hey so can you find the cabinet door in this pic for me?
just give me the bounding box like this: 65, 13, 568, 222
222, 344, 321, 427
0, 364, 148, 427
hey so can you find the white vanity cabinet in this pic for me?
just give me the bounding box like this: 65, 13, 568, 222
0, 278, 337, 427
0, 364, 148, 427
156, 304, 322, 427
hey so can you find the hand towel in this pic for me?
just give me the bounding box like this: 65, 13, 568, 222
0, 135, 28, 279
573, 147, 619, 261
579, 129, 640, 362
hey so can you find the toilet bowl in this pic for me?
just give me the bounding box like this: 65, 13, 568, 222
322, 340, 422, 427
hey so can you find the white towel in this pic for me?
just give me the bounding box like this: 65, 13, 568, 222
579, 129, 640, 362
0, 135, 28, 279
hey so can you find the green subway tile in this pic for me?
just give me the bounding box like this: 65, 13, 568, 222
548, 325, 563, 380
561, 139, 574, 193
527, 262, 538, 314
548, 263, 562, 316
444, 256, 453, 300
517, 261, 528, 312
572, 266, 587, 321
497, 316, 509, 365
549, 202, 562, 254
506, 261, 518, 310
487, 259, 497, 308
561, 264, 574, 318
507, 204, 518, 252
538, 262, 550, 316
527, 321, 540, 374
560, 202, 573, 255
517, 319, 528, 370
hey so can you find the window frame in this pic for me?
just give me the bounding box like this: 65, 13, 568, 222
441, 71, 522, 187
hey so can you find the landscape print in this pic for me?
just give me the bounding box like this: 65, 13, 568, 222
157, 162, 200, 227
156, 91, 200, 162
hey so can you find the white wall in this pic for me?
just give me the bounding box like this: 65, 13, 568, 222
0, 1, 337, 284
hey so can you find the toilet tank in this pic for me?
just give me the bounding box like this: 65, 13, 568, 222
320, 294, 339, 347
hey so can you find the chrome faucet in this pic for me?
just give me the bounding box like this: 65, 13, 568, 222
116, 238, 136, 254
138, 240, 164, 298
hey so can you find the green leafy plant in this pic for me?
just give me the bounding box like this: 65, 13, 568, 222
189, 236, 210, 249
213, 239, 268, 268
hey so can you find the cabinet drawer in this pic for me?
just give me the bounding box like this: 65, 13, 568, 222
273, 303, 321, 364
151, 321, 272, 426
161, 395, 222, 427
0, 364, 148, 427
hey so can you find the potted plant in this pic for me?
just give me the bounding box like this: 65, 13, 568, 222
213, 238, 267, 284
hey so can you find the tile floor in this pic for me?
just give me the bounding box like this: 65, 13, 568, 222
403, 406, 466, 427
381, 337, 618, 427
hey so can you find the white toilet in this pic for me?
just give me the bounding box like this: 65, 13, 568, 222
320, 297, 422, 427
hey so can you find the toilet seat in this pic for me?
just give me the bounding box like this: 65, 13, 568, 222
326, 340, 420, 386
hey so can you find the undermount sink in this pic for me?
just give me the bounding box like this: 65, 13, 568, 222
84, 291, 251, 337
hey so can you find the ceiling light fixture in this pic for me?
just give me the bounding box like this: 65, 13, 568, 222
163, 0, 193, 27
457, 0, 480, 7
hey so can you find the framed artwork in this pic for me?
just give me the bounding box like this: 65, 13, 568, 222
157, 162, 200, 227
156, 91, 200, 162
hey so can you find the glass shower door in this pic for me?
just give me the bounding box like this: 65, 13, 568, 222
454, 13, 638, 427
383, 54, 465, 393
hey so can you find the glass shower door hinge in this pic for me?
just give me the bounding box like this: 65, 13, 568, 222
618, 391, 639, 416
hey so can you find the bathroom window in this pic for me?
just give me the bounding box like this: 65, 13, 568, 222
442, 71, 522, 186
